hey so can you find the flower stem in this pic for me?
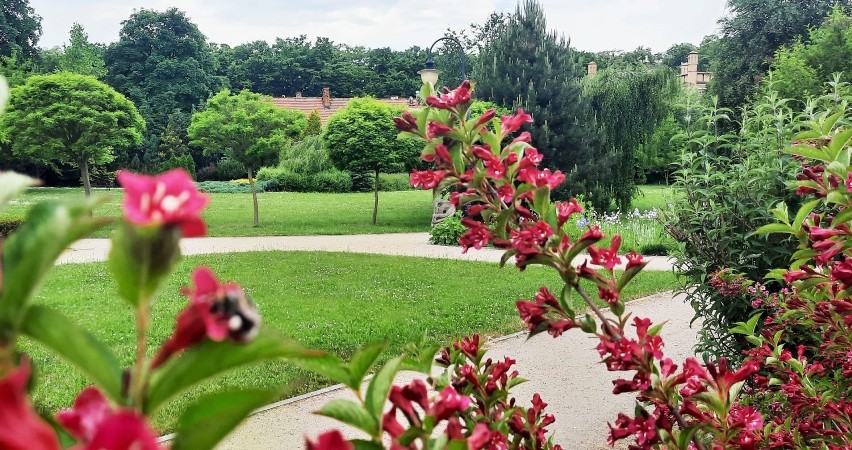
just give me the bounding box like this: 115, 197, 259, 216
131, 307, 149, 407
672, 408, 708, 450
575, 284, 622, 340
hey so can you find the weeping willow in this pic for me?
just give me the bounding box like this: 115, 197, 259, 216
582, 65, 679, 210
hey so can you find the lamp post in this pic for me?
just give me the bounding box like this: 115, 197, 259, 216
418, 36, 466, 87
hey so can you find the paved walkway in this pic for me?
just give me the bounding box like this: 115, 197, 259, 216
58, 233, 675, 271
59, 232, 686, 449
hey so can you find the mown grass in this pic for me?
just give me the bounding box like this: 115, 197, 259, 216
24, 251, 677, 432
633, 184, 681, 212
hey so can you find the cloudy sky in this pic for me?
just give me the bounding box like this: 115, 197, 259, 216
29, 0, 728, 53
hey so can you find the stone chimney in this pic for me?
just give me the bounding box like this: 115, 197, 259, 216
686, 51, 699, 85
587, 61, 597, 77
322, 87, 331, 109
295, 91, 302, 98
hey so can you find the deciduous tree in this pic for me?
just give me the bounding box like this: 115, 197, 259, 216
0, 73, 145, 196
188, 89, 306, 226
0, 0, 41, 60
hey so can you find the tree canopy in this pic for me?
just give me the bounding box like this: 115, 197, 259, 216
322, 97, 416, 224
188, 89, 306, 226
0, 0, 41, 60
0, 73, 145, 195
709, 0, 851, 109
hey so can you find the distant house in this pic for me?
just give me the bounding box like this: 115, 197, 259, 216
270, 88, 417, 123
586, 52, 713, 92
679, 51, 711, 91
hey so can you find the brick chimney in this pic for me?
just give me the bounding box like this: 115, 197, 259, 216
587, 61, 597, 77
322, 87, 331, 109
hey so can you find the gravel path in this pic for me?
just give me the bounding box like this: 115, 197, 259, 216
58, 232, 689, 449
58, 233, 675, 271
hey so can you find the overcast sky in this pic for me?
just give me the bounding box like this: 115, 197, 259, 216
29, 0, 728, 53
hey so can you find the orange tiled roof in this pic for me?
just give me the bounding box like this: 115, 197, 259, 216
270, 96, 414, 123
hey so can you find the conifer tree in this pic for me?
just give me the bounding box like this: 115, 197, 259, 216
474, 0, 608, 208
304, 109, 322, 136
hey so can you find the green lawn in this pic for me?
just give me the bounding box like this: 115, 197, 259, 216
633, 184, 681, 212
24, 251, 677, 432
3, 188, 435, 237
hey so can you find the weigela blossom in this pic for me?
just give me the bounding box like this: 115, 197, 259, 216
425, 81, 472, 110
305, 430, 352, 450
426, 121, 452, 140
410, 169, 449, 190
556, 199, 583, 226
152, 266, 260, 368
0, 360, 61, 450
428, 387, 471, 421
500, 108, 533, 137
458, 219, 493, 253
56, 387, 159, 450
517, 168, 565, 189
587, 235, 622, 270
392, 111, 418, 133
421, 144, 452, 165
117, 169, 210, 237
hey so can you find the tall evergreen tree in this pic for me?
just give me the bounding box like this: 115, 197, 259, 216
474, 0, 607, 207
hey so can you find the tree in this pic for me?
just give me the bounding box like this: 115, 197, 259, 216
0, 0, 41, 60
158, 113, 195, 179
583, 65, 679, 209
474, 0, 606, 207
661, 43, 698, 70
709, 0, 851, 109
768, 8, 852, 100
323, 97, 413, 224
188, 89, 306, 226
305, 109, 322, 136
59, 23, 106, 78
105, 8, 224, 139
0, 73, 145, 196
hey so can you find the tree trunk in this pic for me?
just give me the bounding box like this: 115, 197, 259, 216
372, 169, 379, 225
81, 159, 91, 197
248, 167, 259, 227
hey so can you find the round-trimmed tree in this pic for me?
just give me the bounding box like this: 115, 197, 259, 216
188, 89, 306, 227
0, 73, 145, 196
323, 97, 417, 225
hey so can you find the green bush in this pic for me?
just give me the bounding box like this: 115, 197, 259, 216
195, 180, 275, 194
159, 153, 197, 179
279, 136, 334, 174
378, 173, 413, 191
662, 88, 802, 360
256, 167, 351, 193
0, 218, 23, 238
215, 157, 246, 180
429, 212, 467, 246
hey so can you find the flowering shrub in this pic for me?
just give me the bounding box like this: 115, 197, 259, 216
305, 81, 852, 450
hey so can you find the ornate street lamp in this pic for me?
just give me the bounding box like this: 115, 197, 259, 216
418, 36, 466, 87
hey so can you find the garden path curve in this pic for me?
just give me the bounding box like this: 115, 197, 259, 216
58, 232, 675, 271
58, 232, 687, 449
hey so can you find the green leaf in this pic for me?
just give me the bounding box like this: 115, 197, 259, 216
0, 172, 37, 215
315, 399, 378, 436
0, 197, 110, 332
107, 222, 181, 307
792, 199, 821, 232
754, 223, 796, 235
171, 389, 280, 450
351, 440, 384, 450
145, 328, 330, 414
730, 313, 761, 336
833, 207, 852, 227
347, 342, 386, 390
0, 76, 8, 115
532, 185, 550, 217
828, 128, 852, 159
784, 145, 828, 162
616, 261, 648, 291
21, 306, 123, 401
822, 110, 844, 135
365, 357, 401, 419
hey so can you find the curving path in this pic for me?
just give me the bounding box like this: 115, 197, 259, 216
58, 232, 692, 449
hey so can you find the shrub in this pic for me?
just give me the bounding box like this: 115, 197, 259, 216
159, 153, 196, 180
377, 173, 413, 191
278, 136, 333, 174
256, 166, 351, 193
195, 180, 275, 194
215, 157, 246, 180
428, 212, 466, 246
312, 170, 352, 193
663, 88, 802, 360
196, 163, 217, 181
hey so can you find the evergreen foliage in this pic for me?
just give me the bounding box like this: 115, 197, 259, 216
474, 0, 608, 208
304, 109, 322, 137
0, 0, 41, 60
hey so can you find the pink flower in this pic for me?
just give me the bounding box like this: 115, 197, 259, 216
151, 266, 260, 368
588, 236, 623, 270
0, 360, 61, 450
459, 218, 493, 253
392, 111, 418, 133
429, 387, 470, 421
426, 121, 452, 140
472, 109, 496, 129
501, 108, 533, 137
846, 172, 852, 193
497, 184, 515, 203
510, 221, 554, 255
556, 198, 583, 226
425, 81, 473, 110
410, 170, 450, 190
117, 169, 209, 237
517, 168, 564, 189
305, 430, 353, 450
56, 387, 159, 450
625, 251, 645, 270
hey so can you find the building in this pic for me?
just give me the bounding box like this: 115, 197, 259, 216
270, 88, 416, 123
680, 51, 711, 91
